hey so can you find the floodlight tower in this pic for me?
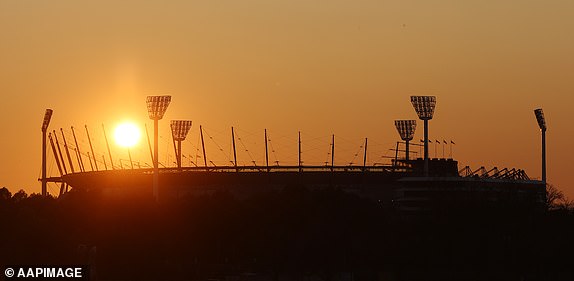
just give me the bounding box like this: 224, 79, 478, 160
410, 96, 436, 177
534, 108, 547, 183
170, 120, 193, 169
41, 109, 53, 196
394, 120, 417, 161
146, 95, 171, 201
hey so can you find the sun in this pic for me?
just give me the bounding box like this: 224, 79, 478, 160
114, 122, 141, 148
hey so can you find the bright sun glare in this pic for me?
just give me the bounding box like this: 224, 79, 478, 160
114, 122, 141, 148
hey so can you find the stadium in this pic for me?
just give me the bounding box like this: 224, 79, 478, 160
40, 96, 547, 213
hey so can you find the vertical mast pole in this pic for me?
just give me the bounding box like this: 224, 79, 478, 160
85, 125, 98, 171
298, 131, 302, 172
48, 133, 64, 177
53, 131, 68, 174
71, 126, 85, 172
145, 124, 154, 164
102, 155, 107, 170
60, 128, 75, 173
102, 124, 114, 169
231, 127, 238, 172
86, 152, 94, 171
85, 151, 93, 171
49, 133, 67, 198
171, 127, 179, 168
331, 134, 335, 171
265, 129, 269, 172
363, 138, 368, 169
200, 125, 208, 168
128, 148, 134, 169
74, 149, 82, 171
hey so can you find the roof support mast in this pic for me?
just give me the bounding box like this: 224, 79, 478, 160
102, 124, 114, 170
363, 138, 368, 170
298, 131, 302, 173
265, 129, 269, 172
48, 133, 64, 177
331, 134, 335, 172
86, 152, 94, 171
71, 126, 85, 172
232, 126, 238, 172
60, 128, 75, 173
171, 132, 178, 167
48, 132, 67, 197
53, 130, 68, 174
85, 125, 98, 171
145, 124, 154, 165
102, 155, 107, 170
128, 148, 134, 169
200, 125, 208, 168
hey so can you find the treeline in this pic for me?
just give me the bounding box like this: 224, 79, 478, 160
1, 186, 573, 280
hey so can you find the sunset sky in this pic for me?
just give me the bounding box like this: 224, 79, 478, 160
0, 1, 572, 197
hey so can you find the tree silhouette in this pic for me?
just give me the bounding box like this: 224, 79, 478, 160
12, 189, 28, 203
546, 183, 571, 210
0, 187, 11, 201
0, 186, 573, 280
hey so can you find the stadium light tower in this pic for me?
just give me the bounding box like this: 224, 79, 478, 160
41, 109, 53, 196
534, 108, 547, 183
394, 120, 417, 161
170, 120, 193, 169
146, 95, 171, 201
410, 96, 436, 176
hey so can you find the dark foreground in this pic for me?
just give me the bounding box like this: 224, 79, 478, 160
0, 187, 573, 281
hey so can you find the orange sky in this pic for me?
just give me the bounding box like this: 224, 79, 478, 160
0, 1, 573, 197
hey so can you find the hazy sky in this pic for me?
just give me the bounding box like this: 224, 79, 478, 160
1, 0, 573, 196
